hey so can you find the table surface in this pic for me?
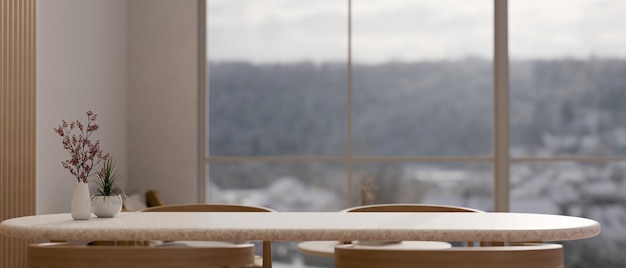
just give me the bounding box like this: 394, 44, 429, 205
0, 212, 600, 243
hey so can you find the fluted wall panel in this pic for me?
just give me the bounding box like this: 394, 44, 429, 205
1, 0, 37, 267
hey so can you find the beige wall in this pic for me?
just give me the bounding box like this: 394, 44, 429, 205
126, 0, 203, 205
36, 0, 201, 213
37, 0, 129, 213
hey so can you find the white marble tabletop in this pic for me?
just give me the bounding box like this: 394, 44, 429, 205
0, 212, 600, 243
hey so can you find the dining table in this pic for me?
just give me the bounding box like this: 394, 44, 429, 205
0, 211, 600, 243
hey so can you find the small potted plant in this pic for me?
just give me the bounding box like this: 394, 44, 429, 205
90, 157, 126, 218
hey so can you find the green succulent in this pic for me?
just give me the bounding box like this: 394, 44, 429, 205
91, 158, 126, 198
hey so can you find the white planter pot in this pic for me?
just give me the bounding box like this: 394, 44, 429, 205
71, 182, 92, 220
91, 195, 123, 218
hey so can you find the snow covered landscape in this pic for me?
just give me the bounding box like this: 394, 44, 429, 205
207, 59, 626, 267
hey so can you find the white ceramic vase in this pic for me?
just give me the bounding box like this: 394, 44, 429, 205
91, 195, 123, 218
71, 182, 92, 220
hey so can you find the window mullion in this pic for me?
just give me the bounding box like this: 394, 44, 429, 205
347, 0, 354, 207
494, 0, 510, 212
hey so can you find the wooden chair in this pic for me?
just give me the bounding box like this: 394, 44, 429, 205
334, 243, 564, 268
140, 203, 275, 268
28, 242, 255, 268
297, 203, 483, 258
342, 203, 483, 213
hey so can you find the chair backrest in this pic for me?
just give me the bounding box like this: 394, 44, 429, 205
140, 203, 276, 213
28, 242, 255, 268
343, 203, 483, 213
334, 243, 564, 268
140, 203, 275, 268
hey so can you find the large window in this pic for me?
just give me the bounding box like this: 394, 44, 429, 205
508, 1, 626, 267
206, 1, 626, 267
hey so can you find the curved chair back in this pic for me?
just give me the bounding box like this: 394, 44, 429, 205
140, 203, 275, 268
28, 242, 255, 268
334, 243, 564, 268
141, 203, 276, 213
343, 203, 483, 213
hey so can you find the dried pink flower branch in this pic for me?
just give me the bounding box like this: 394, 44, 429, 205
54, 111, 110, 183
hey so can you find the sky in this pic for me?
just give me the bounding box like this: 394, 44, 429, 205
207, 0, 626, 63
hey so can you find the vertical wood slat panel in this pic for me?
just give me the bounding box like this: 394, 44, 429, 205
1, 0, 37, 267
